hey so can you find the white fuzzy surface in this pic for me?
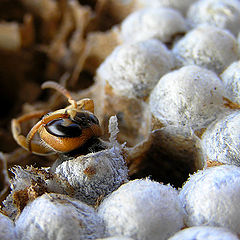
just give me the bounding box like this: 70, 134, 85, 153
96, 237, 134, 240
169, 226, 239, 240
15, 193, 105, 240
179, 165, 240, 234
238, 32, 240, 55
187, 0, 240, 36
96, 38, 174, 99
134, 0, 198, 15
0, 212, 16, 240
149, 65, 226, 130
220, 61, 240, 105
172, 25, 238, 73
120, 7, 187, 43
53, 145, 128, 205
98, 179, 185, 240
201, 111, 240, 165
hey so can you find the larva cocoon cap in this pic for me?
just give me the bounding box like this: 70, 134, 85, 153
52, 144, 128, 205
96, 237, 134, 240
187, 0, 240, 36
238, 32, 240, 54
96, 38, 175, 99
201, 111, 240, 166
15, 193, 105, 240
149, 65, 227, 130
98, 179, 185, 240
172, 25, 238, 73
0, 212, 16, 240
120, 7, 187, 44
169, 226, 239, 240
179, 165, 240, 234
220, 61, 240, 105
133, 0, 198, 15
2, 165, 76, 220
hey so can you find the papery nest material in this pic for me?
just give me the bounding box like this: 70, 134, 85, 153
0, 153, 10, 207
15, 193, 106, 240
124, 126, 205, 187
0, 14, 34, 51
35, 0, 115, 86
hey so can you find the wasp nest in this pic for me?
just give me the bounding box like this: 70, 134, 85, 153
1, 0, 240, 239
102, 0, 198, 22
98, 179, 185, 240
169, 226, 239, 240
149, 65, 227, 130
120, 7, 188, 44
52, 139, 128, 205
187, 0, 240, 36
95, 38, 174, 145
220, 61, 240, 105
15, 193, 106, 240
96, 39, 174, 100
133, 0, 198, 15
179, 165, 240, 234
0, 211, 16, 240
173, 25, 238, 73
96, 237, 134, 240
201, 111, 240, 166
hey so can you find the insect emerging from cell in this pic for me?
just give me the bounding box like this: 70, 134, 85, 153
11, 81, 102, 156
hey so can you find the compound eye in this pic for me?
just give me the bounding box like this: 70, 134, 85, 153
74, 112, 100, 128
89, 114, 99, 125
45, 119, 82, 138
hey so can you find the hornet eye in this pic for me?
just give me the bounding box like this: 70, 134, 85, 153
73, 112, 100, 127
89, 114, 99, 125
45, 119, 82, 138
